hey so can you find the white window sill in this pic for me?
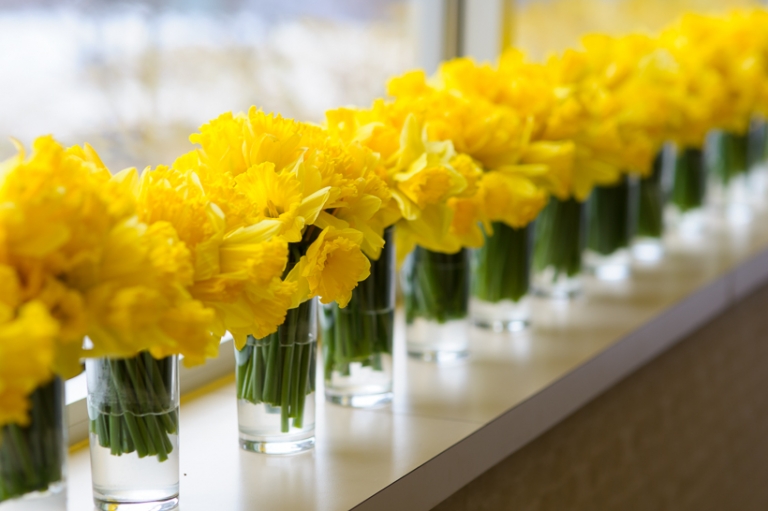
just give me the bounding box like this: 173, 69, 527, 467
66, 214, 768, 510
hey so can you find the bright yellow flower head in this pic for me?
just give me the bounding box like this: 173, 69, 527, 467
0, 137, 219, 425
135, 156, 295, 350
286, 227, 371, 308
0, 300, 58, 428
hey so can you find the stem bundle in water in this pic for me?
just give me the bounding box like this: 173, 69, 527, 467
88, 353, 178, 463
472, 222, 531, 304
236, 299, 317, 433
403, 246, 470, 324
532, 197, 585, 279
710, 130, 748, 186
636, 153, 665, 239
0, 379, 64, 502
671, 147, 706, 212
587, 175, 635, 256
323, 227, 394, 380
748, 118, 767, 171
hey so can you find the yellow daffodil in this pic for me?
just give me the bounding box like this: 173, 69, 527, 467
286, 226, 371, 307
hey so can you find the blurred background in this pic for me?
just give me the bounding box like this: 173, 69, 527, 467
0, 0, 760, 169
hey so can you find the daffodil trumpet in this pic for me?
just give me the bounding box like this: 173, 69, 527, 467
0, 379, 65, 505
86, 353, 180, 507
470, 222, 533, 332
402, 246, 471, 361
321, 227, 395, 408
633, 152, 667, 263
532, 197, 587, 299
584, 175, 637, 281
235, 298, 317, 454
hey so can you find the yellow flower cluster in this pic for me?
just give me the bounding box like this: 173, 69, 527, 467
0, 137, 216, 426
160, 107, 383, 347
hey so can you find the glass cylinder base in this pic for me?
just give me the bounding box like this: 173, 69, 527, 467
236, 299, 317, 455
631, 236, 664, 263
237, 399, 316, 455
406, 318, 469, 362
470, 296, 530, 332
667, 205, 707, 240
532, 267, 582, 299
89, 429, 179, 509
1, 482, 66, 511
86, 354, 180, 510
708, 174, 753, 225
325, 353, 393, 408
585, 248, 631, 281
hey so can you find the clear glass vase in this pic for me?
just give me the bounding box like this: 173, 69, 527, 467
707, 129, 752, 224
668, 146, 707, 238
0, 379, 66, 511
86, 353, 180, 511
532, 197, 586, 299
403, 247, 470, 361
236, 298, 317, 454
585, 175, 637, 281
747, 117, 768, 207
471, 222, 532, 332
321, 227, 394, 408
633, 149, 667, 263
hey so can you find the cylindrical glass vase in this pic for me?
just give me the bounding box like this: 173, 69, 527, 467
322, 227, 394, 408
532, 197, 586, 299
747, 117, 768, 206
669, 146, 707, 237
633, 151, 666, 263
236, 298, 317, 454
0, 379, 66, 511
403, 247, 470, 361
585, 175, 637, 281
86, 353, 179, 511
471, 222, 532, 332
707, 129, 751, 223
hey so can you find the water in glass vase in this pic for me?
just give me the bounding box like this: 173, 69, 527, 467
403, 247, 470, 362
89, 415, 179, 511
322, 226, 394, 408
471, 222, 532, 332
86, 354, 180, 511
236, 299, 317, 455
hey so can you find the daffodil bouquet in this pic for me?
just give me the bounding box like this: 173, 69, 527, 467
184, 109, 375, 448
327, 93, 491, 358
0, 137, 219, 505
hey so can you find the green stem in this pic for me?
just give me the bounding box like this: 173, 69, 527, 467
636, 151, 665, 239
403, 246, 470, 325
0, 379, 64, 503
709, 130, 748, 185
472, 222, 531, 303
532, 197, 585, 279
89, 354, 178, 462
322, 226, 395, 381
587, 174, 635, 256
672, 147, 706, 212
236, 299, 317, 433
